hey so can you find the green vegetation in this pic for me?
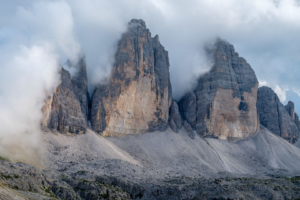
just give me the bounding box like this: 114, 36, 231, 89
59, 173, 69, 181
0, 156, 9, 161
290, 176, 300, 182
0, 173, 12, 180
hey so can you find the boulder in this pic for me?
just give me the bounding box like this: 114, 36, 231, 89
257, 86, 299, 143
90, 19, 172, 136
179, 38, 259, 139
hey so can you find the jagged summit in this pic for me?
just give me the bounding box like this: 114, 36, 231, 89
257, 86, 299, 143
285, 101, 300, 131
42, 56, 89, 134
40, 20, 299, 145
179, 38, 259, 139
90, 18, 172, 136
128, 18, 146, 28
208, 38, 258, 94
6, 18, 300, 199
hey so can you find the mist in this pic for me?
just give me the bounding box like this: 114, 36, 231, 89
1, 0, 300, 162
0, 1, 80, 164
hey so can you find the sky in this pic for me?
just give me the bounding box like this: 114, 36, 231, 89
0, 0, 300, 162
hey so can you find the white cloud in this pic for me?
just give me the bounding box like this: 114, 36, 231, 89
0, 44, 60, 166
274, 85, 289, 102
0, 1, 80, 164
14, 1, 81, 63
259, 80, 268, 87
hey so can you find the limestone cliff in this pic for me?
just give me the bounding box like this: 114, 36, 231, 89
168, 101, 182, 133
179, 39, 259, 139
257, 86, 299, 143
285, 101, 300, 131
90, 19, 172, 136
71, 58, 90, 122
285, 101, 296, 121
42, 57, 89, 134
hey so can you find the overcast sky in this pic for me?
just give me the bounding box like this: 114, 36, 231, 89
1, 0, 300, 101
0, 0, 300, 161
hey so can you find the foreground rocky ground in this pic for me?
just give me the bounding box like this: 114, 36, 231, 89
1, 160, 300, 200
1, 127, 300, 199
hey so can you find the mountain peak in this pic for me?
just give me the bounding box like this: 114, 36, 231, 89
128, 19, 146, 28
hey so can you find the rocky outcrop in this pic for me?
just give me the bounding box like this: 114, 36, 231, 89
257, 86, 299, 143
90, 19, 172, 136
179, 39, 259, 139
285, 101, 300, 131
178, 92, 196, 128
295, 113, 300, 130
285, 101, 296, 121
183, 121, 195, 139
42, 57, 89, 134
71, 58, 90, 122
168, 101, 182, 133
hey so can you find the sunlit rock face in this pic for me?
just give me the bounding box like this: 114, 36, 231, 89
90, 19, 172, 136
179, 39, 259, 139
42, 57, 89, 135
257, 86, 299, 143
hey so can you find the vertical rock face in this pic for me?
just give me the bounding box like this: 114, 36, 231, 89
168, 101, 182, 133
90, 19, 172, 136
295, 113, 300, 130
42, 58, 89, 134
257, 86, 299, 143
285, 101, 295, 121
285, 101, 300, 131
178, 92, 196, 128
179, 39, 259, 139
71, 58, 90, 121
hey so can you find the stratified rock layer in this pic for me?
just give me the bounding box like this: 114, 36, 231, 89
91, 19, 172, 136
179, 39, 259, 139
257, 86, 299, 143
42, 58, 89, 134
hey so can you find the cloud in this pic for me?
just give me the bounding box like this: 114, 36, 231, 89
259, 80, 268, 87
62, 0, 300, 100
0, 0, 80, 164
14, 1, 81, 63
274, 85, 289, 102
3, 0, 297, 100
0, 44, 60, 166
